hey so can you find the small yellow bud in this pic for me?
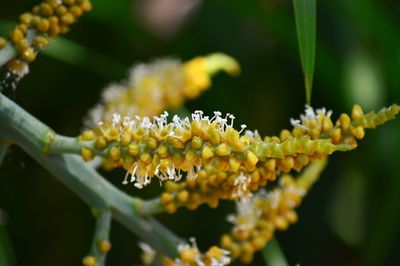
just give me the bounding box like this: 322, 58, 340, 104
191, 136, 203, 149
140, 152, 152, 164
251, 236, 266, 250
0, 37, 6, 49
338, 113, 351, 130
33, 36, 49, 49
296, 154, 309, 166
351, 104, 364, 120
80, 0, 93, 12
157, 145, 169, 158
245, 150, 258, 169
95, 137, 107, 149
172, 152, 184, 164
177, 190, 189, 203
330, 128, 341, 143
80, 130, 95, 141
207, 197, 219, 208
81, 147, 94, 162
106, 128, 119, 141
147, 137, 158, 149
265, 159, 276, 171
11, 28, 24, 43
70, 5, 83, 17
180, 248, 197, 263
165, 181, 180, 192
201, 146, 214, 160
352, 126, 365, 139
165, 203, 177, 214
220, 234, 232, 249
286, 210, 298, 224
82, 256, 96, 266
97, 240, 112, 254
128, 143, 139, 156
120, 132, 131, 146
275, 216, 288, 230
19, 47, 36, 63
279, 156, 294, 172
280, 129, 292, 141
322, 116, 333, 132
226, 127, 244, 152
185, 150, 197, 163
161, 192, 173, 204
209, 128, 221, 145
19, 13, 33, 25
215, 143, 230, 156
40, 3, 54, 16
56, 5, 68, 16
229, 157, 241, 172
206, 246, 225, 259
109, 147, 120, 161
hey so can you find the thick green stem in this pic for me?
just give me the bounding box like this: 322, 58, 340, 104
0, 93, 179, 257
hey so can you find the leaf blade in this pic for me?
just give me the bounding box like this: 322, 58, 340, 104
293, 0, 316, 104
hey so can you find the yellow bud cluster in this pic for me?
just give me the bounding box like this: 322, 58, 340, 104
220, 159, 327, 263
291, 104, 399, 144
2, 0, 91, 68
162, 242, 231, 266
79, 108, 357, 192
84, 53, 240, 127
158, 105, 398, 212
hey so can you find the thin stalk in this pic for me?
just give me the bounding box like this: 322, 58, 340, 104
261, 238, 289, 266
0, 140, 10, 167
0, 45, 16, 67
89, 210, 112, 266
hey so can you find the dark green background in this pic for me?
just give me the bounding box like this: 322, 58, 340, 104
1, 0, 400, 265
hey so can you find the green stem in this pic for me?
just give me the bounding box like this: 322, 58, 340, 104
261, 238, 289, 266
89, 210, 112, 266
0, 92, 179, 257
296, 157, 327, 190
0, 44, 16, 67
0, 140, 10, 167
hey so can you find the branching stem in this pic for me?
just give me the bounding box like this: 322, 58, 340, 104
0, 92, 180, 257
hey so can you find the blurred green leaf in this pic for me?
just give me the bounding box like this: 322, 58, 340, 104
293, 0, 316, 104
262, 238, 289, 266
343, 49, 384, 110
329, 169, 366, 247
0, 20, 127, 80
43, 37, 127, 80
0, 213, 16, 266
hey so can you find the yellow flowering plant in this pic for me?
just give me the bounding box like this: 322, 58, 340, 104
0, 1, 399, 266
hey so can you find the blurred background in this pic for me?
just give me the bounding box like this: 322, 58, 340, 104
1, 0, 400, 265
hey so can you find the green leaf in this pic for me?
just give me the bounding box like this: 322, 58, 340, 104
293, 0, 316, 104
261, 238, 289, 266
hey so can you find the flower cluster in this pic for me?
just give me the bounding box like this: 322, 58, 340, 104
139, 238, 231, 266
84, 53, 240, 127
78, 104, 398, 200
1, 0, 91, 74
220, 159, 326, 263
158, 104, 398, 213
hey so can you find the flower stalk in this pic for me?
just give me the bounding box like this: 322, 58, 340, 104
0, 92, 180, 257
